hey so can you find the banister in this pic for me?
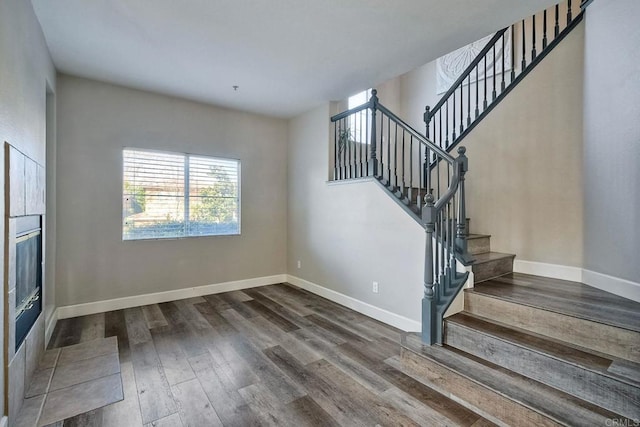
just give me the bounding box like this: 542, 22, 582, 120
329, 89, 471, 346
421, 145, 470, 344
331, 93, 455, 164
328, 0, 586, 347
330, 101, 372, 122
425, 1, 584, 159
376, 103, 455, 164
433, 172, 460, 212
427, 28, 508, 118
332, 97, 455, 164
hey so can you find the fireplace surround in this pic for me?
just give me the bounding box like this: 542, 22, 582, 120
5, 143, 46, 422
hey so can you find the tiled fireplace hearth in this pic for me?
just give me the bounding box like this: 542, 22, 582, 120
5, 143, 46, 424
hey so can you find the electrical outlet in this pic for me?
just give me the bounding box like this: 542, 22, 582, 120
372, 281, 379, 293
297, 260, 301, 269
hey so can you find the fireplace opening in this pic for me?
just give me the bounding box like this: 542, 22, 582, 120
15, 215, 42, 351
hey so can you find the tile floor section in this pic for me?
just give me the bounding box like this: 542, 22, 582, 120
13, 336, 123, 426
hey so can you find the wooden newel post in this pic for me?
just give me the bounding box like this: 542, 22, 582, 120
422, 192, 437, 345
455, 146, 472, 264
369, 89, 379, 177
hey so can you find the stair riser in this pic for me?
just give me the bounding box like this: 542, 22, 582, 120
445, 322, 640, 419
467, 237, 490, 255
465, 292, 640, 363
399, 348, 562, 427
472, 257, 514, 282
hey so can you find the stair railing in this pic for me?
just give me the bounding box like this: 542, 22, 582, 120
331, 89, 472, 345
423, 0, 585, 156
329, 0, 590, 346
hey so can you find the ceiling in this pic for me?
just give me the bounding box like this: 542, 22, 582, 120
32, 0, 557, 118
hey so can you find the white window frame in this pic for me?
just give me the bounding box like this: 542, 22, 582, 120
122, 147, 241, 240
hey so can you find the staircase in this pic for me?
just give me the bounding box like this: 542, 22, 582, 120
397, 274, 640, 425
329, 1, 590, 346
327, 0, 640, 424
325, 0, 640, 424
467, 232, 514, 283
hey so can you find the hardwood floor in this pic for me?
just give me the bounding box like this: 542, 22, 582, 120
47, 283, 496, 426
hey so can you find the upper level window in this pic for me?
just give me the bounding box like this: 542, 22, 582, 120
348, 89, 370, 110
348, 89, 371, 144
122, 148, 240, 240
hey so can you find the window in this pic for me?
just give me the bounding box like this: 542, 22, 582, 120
348, 89, 370, 110
348, 89, 371, 144
122, 148, 240, 240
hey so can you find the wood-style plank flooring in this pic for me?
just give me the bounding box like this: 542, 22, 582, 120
474, 273, 640, 332
47, 283, 496, 426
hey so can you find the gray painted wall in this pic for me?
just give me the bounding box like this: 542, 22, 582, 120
55, 75, 288, 306
380, 23, 586, 268
287, 104, 424, 324
459, 23, 585, 268
0, 0, 55, 416
286, 16, 588, 326
45, 88, 57, 328
583, 0, 640, 283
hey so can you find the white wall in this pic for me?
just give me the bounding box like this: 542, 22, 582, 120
0, 0, 56, 417
55, 75, 288, 306
287, 104, 424, 327
583, 0, 640, 284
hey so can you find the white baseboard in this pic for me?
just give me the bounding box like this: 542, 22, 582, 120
287, 274, 421, 332
45, 308, 59, 347
582, 269, 640, 303
57, 274, 287, 319
0, 416, 7, 427
513, 259, 583, 282
512, 260, 640, 303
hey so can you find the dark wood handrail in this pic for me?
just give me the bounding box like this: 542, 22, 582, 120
428, 28, 508, 118
376, 103, 454, 163
330, 98, 455, 164
328, 91, 471, 347
328, 0, 587, 347
580, 0, 594, 9
427, 7, 584, 159
330, 101, 372, 122
433, 172, 460, 212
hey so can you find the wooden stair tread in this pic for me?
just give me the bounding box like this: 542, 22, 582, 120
464, 288, 640, 363
401, 332, 623, 426
471, 252, 514, 283
467, 234, 491, 240
471, 251, 515, 264
471, 273, 640, 333
447, 312, 640, 387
